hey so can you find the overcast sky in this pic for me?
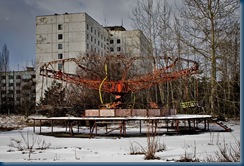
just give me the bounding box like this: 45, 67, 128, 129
0, 0, 181, 71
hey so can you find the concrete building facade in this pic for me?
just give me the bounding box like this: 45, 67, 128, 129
105, 26, 151, 56
36, 12, 151, 102
0, 68, 36, 115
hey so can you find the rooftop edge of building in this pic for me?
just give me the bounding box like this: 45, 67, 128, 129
36, 12, 87, 17
104, 26, 126, 31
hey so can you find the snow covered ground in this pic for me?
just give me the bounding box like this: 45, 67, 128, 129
0, 118, 240, 162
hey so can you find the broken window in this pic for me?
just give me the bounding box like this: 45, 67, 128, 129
58, 24, 62, 30
58, 44, 62, 49
58, 34, 63, 40
58, 63, 63, 70
58, 53, 63, 59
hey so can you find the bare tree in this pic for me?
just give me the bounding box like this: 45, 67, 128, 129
217, 21, 240, 117
178, 0, 239, 114
0, 44, 9, 72
0, 44, 10, 114
130, 0, 174, 106
131, 0, 160, 56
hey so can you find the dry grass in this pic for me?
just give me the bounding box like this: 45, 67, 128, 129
8, 131, 51, 160
129, 123, 166, 160
205, 139, 240, 162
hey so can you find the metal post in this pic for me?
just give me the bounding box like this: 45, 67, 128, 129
193, 119, 196, 129
51, 120, 53, 133
188, 119, 191, 130
89, 120, 92, 133
39, 120, 41, 133
33, 119, 35, 133
77, 121, 80, 133
166, 120, 168, 132
95, 121, 97, 135
176, 120, 179, 135
207, 119, 209, 130
204, 119, 207, 130
139, 120, 142, 134
69, 120, 74, 136
123, 120, 126, 136
155, 120, 157, 133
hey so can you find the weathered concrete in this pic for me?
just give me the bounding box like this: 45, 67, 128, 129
85, 108, 176, 117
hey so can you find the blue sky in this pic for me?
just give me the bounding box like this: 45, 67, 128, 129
0, 0, 140, 71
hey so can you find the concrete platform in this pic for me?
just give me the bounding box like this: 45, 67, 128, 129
31, 114, 212, 138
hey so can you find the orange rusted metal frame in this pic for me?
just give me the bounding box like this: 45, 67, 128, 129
40, 56, 198, 94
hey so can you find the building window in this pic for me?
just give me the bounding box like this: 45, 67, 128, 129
87, 34, 89, 40
16, 75, 21, 79
117, 39, 121, 44
87, 24, 89, 30
23, 79, 29, 82
117, 47, 121, 52
94, 30, 96, 35
110, 47, 114, 52
98, 41, 100, 46
94, 38, 96, 44
91, 36, 93, 42
8, 75, 14, 79
22, 86, 30, 90
58, 53, 63, 59
87, 43, 89, 49
58, 44, 62, 49
58, 63, 63, 70
58, 24, 62, 30
58, 34, 63, 40
110, 40, 114, 44
91, 27, 93, 33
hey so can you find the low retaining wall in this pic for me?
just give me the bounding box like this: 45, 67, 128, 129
85, 108, 177, 117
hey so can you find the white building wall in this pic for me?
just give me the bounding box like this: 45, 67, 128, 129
36, 12, 109, 102
36, 13, 150, 103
